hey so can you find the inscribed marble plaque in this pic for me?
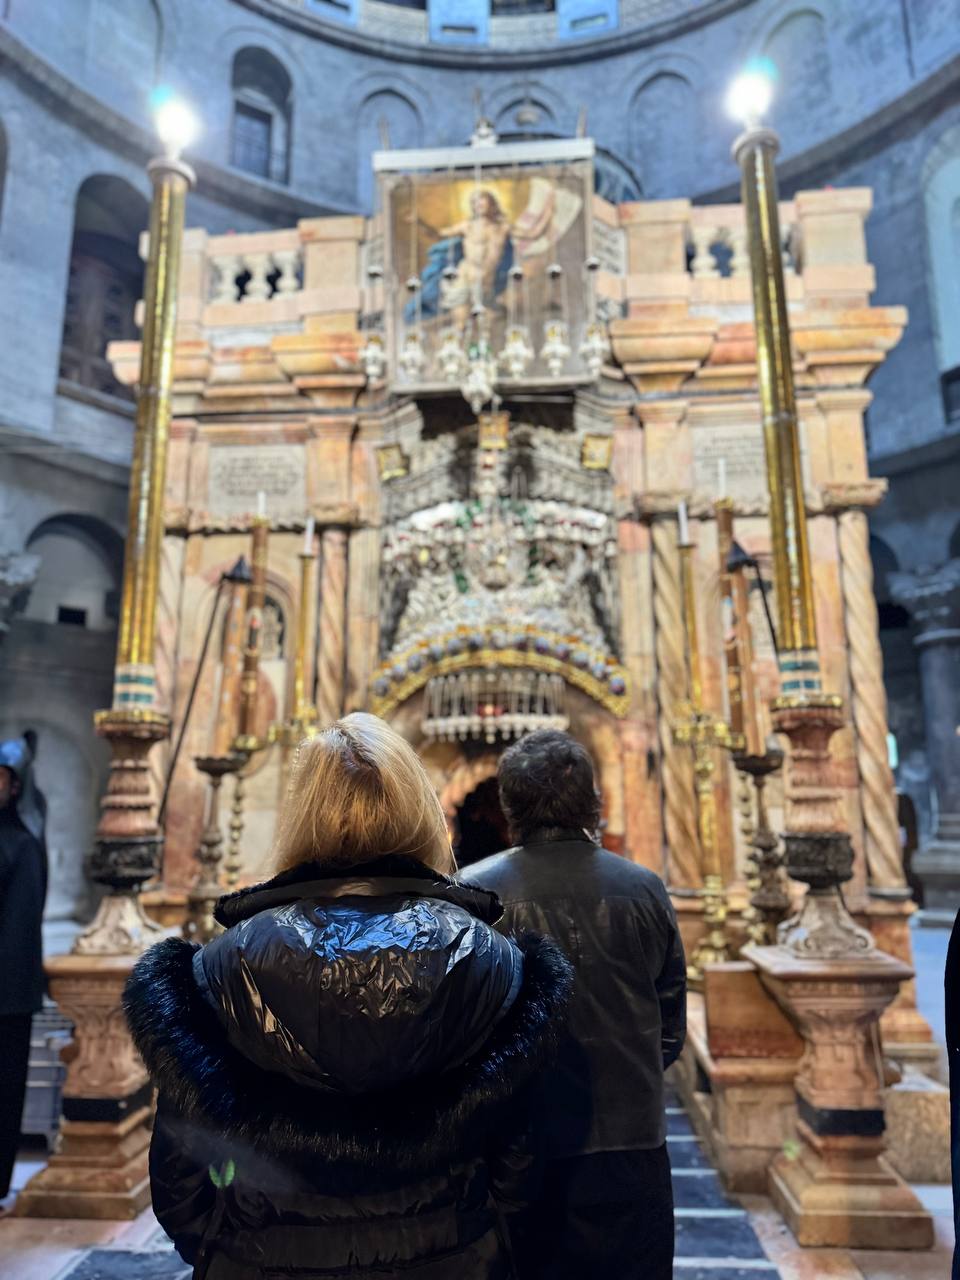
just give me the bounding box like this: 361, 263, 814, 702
209, 444, 306, 517
592, 218, 626, 277
692, 424, 811, 503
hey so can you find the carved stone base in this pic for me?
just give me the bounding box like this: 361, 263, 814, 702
14, 1108, 152, 1220
745, 941, 933, 1252
16, 953, 153, 1220
770, 1122, 934, 1250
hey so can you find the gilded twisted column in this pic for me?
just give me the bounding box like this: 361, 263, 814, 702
837, 509, 905, 891
317, 528, 348, 726
652, 518, 700, 887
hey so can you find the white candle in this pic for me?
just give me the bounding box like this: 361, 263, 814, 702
718, 458, 727, 500
303, 515, 315, 555
256, 490, 266, 519
678, 500, 690, 545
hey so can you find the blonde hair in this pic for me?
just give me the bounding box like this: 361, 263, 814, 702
271, 712, 454, 876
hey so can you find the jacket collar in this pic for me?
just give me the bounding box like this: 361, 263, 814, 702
215, 853, 502, 929
523, 826, 594, 847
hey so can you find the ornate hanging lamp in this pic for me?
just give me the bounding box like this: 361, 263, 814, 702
461, 303, 497, 414
500, 264, 533, 380
578, 255, 610, 379
398, 274, 426, 381
540, 262, 570, 377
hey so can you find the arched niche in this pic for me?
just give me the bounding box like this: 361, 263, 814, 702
762, 9, 832, 152
923, 129, 960, 409
24, 514, 123, 632
356, 89, 423, 212
629, 72, 696, 198
231, 47, 294, 185
59, 175, 148, 403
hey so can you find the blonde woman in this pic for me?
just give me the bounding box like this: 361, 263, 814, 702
125, 713, 571, 1280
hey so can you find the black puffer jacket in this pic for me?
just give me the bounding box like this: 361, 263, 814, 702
124, 856, 572, 1280
461, 832, 686, 1158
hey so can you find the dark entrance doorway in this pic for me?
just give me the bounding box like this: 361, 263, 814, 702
454, 777, 510, 868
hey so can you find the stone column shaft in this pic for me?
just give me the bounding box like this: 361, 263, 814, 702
317, 528, 348, 725
891, 560, 960, 913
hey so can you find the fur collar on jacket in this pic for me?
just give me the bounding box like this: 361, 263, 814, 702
124, 902, 572, 1173
213, 853, 503, 929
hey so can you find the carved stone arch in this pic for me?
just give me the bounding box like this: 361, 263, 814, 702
753, 5, 833, 149
623, 57, 701, 198
356, 87, 424, 209
439, 753, 501, 821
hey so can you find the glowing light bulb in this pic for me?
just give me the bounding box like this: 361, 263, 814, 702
726, 59, 777, 127
151, 88, 199, 157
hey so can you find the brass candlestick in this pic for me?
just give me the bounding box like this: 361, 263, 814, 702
226, 511, 271, 885
715, 498, 790, 945
183, 752, 246, 943
77, 133, 196, 955
674, 533, 738, 984
735, 108, 870, 956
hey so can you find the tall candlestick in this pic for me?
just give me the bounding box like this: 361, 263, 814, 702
716, 501, 744, 745
294, 540, 317, 725
676, 540, 730, 977
237, 515, 269, 750
212, 569, 250, 757
678, 500, 690, 546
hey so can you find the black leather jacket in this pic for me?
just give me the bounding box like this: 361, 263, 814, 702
460, 833, 686, 1158
124, 855, 572, 1279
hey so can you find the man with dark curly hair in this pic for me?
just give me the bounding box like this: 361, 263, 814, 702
460, 729, 686, 1280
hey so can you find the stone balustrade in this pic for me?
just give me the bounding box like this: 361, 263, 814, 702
207, 231, 303, 306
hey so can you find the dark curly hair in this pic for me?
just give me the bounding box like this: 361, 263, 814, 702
497, 730, 601, 845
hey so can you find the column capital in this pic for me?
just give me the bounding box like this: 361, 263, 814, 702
890, 559, 960, 646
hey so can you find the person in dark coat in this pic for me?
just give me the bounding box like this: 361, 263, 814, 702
0, 734, 48, 1200
124, 713, 572, 1280
460, 729, 686, 1280
946, 907, 960, 1279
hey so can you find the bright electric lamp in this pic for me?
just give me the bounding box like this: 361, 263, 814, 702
151, 90, 199, 157
726, 60, 776, 127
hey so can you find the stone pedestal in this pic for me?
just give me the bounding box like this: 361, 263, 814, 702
891, 560, 960, 916
14, 955, 152, 1219
17, 711, 167, 1219
676, 968, 803, 1193
744, 942, 933, 1250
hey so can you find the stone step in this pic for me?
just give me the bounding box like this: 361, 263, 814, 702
676, 1213, 769, 1260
